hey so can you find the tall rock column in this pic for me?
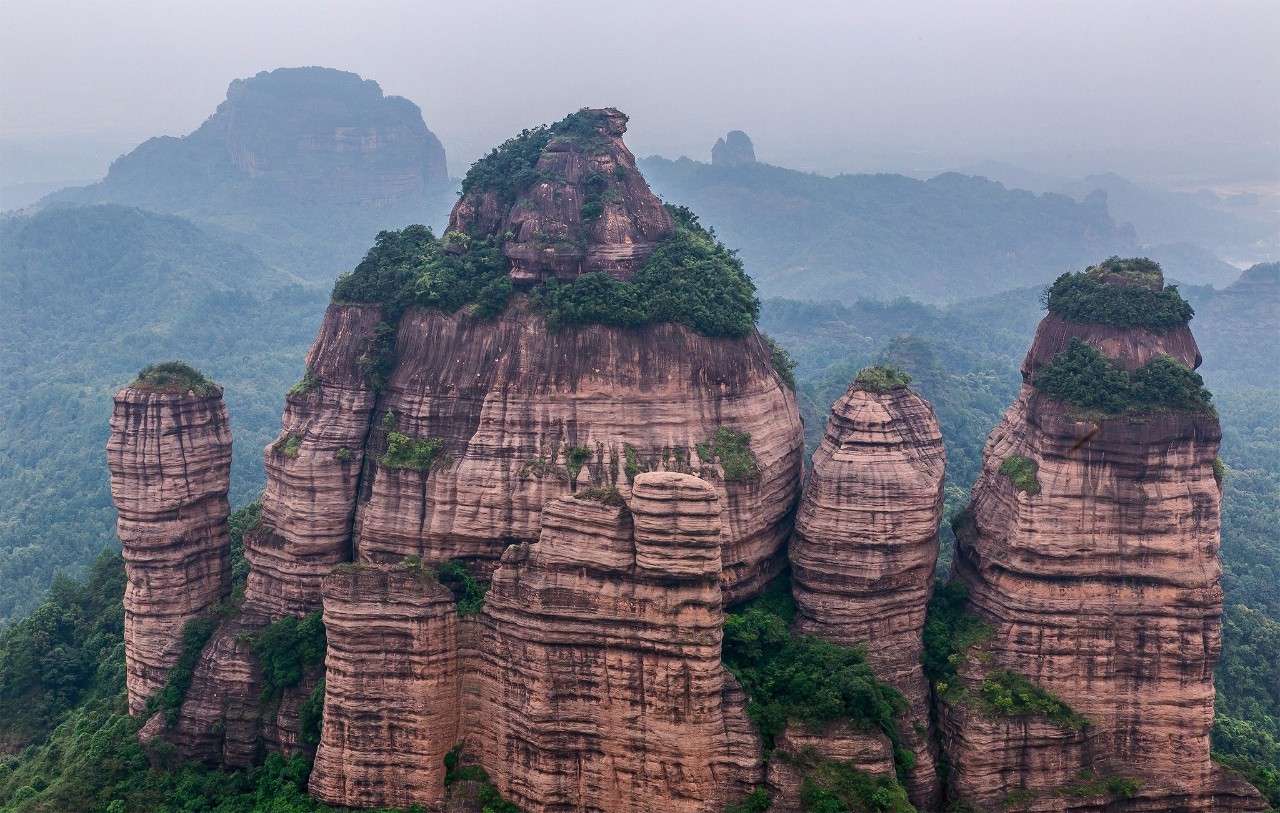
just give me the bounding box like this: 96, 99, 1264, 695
939, 260, 1267, 812
790, 374, 944, 809
471, 472, 762, 812
244, 303, 383, 616
309, 564, 459, 809
107, 367, 232, 715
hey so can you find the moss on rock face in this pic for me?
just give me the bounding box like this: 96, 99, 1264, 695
998, 456, 1041, 496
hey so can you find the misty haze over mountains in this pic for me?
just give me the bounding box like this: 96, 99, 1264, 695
0, 3, 1278, 809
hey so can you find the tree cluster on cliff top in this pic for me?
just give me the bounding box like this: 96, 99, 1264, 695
331, 204, 759, 338
1044, 258, 1194, 330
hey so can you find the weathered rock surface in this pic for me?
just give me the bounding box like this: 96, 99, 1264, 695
310, 565, 459, 809
107, 384, 232, 715
449, 108, 675, 284
940, 281, 1267, 811
765, 722, 898, 812
163, 614, 321, 768
712, 131, 757, 167
352, 307, 804, 603
1022, 311, 1201, 375
790, 382, 944, 808
245, 304, 383, 616
470, 473, 763, 812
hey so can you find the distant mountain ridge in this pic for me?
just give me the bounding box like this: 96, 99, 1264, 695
41, 67, 456, 281
640, 155, 1138, 304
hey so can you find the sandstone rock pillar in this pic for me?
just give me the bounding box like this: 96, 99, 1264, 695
471, 472, 762, 812
309, 564, 459, 809
939, 264, 1267, 811
108, 377, 232, 715
790, 380, 945, 809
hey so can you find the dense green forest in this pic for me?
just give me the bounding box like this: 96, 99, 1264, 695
0, 204, 328, 625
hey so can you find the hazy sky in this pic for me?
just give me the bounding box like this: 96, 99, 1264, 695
1, 0, 1277, 180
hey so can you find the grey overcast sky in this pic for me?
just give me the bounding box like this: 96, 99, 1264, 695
0, 0, 1277, 180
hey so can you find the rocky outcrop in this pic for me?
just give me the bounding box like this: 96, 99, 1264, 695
245, 304, 383, 616
765, 722, 898, 812
470, 473, 762, 812
1022, 311, 1201, 375
107, 382, 232, 715
940, 268, 1267, 811
351, 307, 803, 603
157, 613, 320, 768
309, 565, 459, 809
449, 108, 675, 284
790, 381, 944, 808
712, 131, 756, 167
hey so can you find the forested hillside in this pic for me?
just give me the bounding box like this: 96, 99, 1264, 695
640, 156, 1137, 304
0, 205, 327, 625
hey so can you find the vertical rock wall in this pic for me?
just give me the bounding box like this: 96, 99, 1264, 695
470, 472, 762, 812
107, 384, 232, 715
790, 382, 945, 809
352, 309, 804, 604
245, 304, 384, 616
309, 565, 459, 809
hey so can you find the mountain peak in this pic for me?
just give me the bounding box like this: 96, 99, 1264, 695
448, 107, 675, 285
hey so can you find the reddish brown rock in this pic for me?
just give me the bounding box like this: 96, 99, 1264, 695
1022, 312, 1201, 376
162, 614, 321, 768
245, 304, 383, 616
469, 473, 763, 812
790, 382, 944, 808
352, 307, 803, 604
107, 383, 232, 715
449, 108, 674, 284
309, 564, 459, 809
940, 275, 1267, 811
765, 722, 898, 812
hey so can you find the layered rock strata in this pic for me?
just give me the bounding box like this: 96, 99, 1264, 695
765, 723, 898, 812
471, 473, 762, 812
107, 383, 232, 715
245, 303, 383, 616
309, 565, 459, 809
941, 276, 1267, 811
790, 382, 945, 808
352, 308, 803, 603
160, 614, 322, 768
449, 108, 674, 284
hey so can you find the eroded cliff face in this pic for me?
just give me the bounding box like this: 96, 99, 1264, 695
790, 383, 944, 809
309, 565, 459, 809
350, 306, 803, 603
107, 384, 232, 715
449, 108, 675, 284
939, 279, 1266, 811
244, 304, 384, 617
470, 473, 762, 812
